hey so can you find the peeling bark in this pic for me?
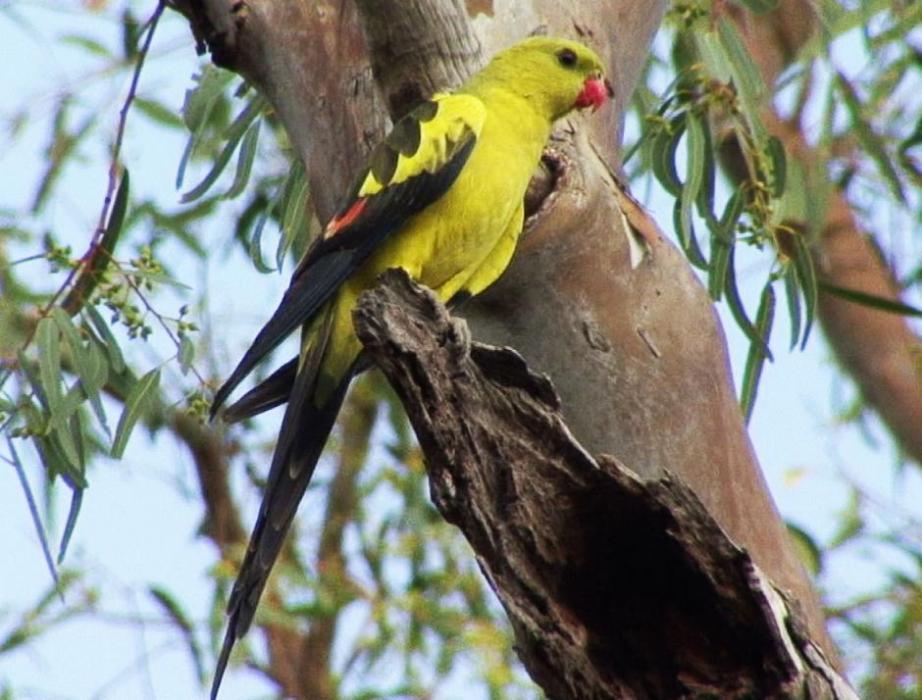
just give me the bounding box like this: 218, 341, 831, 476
354, 270, 856, 700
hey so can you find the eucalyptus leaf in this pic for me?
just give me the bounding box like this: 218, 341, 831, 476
836, 73, 906, 204
181, 96, 265, 203
111, 368, 160, 459
224, 120, 261, 200
248, 207, 277, 274
36, 317, 62, 415
84, 305, 126, 374
149, 585, 206, 683
57, 486, 84, 564
6, 435, 59, 588
134, 97, 184, 130
783, 265, 803, 351
277, 164, 309, 269
651, 114, 685, 197
791, 233, 817, 349
724, 246, 773, 360
179, 336, 195, 376
740, 283, 775, 423
819, 282, 922, 318
765, 136, 787, 199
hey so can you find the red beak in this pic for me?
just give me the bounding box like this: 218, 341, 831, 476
575, 76, 613, 111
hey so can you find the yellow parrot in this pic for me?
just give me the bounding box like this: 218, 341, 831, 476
210, 36, 609, 697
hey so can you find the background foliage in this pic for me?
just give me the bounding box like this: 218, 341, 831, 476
1, 1, 920, 697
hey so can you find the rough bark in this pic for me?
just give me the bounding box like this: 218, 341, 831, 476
181, 0, 838, 685
729, 0, 922, 464
354, 270, 855, 700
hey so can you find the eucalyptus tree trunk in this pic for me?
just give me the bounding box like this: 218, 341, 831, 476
180, 0, 849, 696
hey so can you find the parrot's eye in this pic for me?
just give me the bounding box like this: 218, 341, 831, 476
556, 48, 578, 68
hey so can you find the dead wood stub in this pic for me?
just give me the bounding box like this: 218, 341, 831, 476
353, 269, 852, 699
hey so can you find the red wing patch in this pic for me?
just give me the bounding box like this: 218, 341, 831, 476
324, 198, 369, 239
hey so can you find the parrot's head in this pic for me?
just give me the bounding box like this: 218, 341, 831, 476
482, 37, 612, 121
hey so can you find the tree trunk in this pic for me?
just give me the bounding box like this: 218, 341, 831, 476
181, 0, 842, 693
355, 270, 855, 699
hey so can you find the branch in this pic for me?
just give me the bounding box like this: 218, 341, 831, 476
353, 270, 856, 700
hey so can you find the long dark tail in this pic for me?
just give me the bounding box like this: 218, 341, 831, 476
210, 317, 356, 699
222, 357, 298, 423
222, 353, 373, 424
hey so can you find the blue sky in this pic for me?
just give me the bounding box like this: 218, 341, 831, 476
1, 3, 920, 698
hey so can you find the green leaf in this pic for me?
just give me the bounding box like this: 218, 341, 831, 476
672, 199, 708, 270
51, 308, 86, 364
277, 164, 310, 269
181, 96, 265, 203
791, 233, 817, 349
128, 267, 192, 290
37, 317, 63, 413
725, 246, 773, 360
6, 435, 59, 589
57, 486, 83, 564
111, 368, 160, 459
101, 168, 130, 257
740, 282, 775, 423
901, 112, 922, 154
181, 65, 234, 134
775, 154, 809, 224
765, 135, 786, 199
49, 397, 85, 477
783, 265, 803, 351
60, 34, 112, 57
85, 305, 126, 374
651, 115, 685, 197
248, 207, 277, 274
224, 120, 261, 199
708, 238, 730, 302
786, 522, 822, 576
707, 192, 743, 301
178, 336, 195, 376
63, 169, 130, 315
134, 98, 184, 130
694, 111, 718, 230
51, 306, 102, 425
676, 112, 709, 269
819, 282, 922, 318
18, 351, 49, 416
835, 72, 906, 204
696, 19, 767, 146
149, 585, 205, 683
82, 338, 111, 437
829, 490, 864, 548
177, 68, 235, 191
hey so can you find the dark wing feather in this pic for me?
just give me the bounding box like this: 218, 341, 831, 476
211, 311, 354, 699
222, 352, 377, 423
221, 357, 298, 423
210, 102, 478, 418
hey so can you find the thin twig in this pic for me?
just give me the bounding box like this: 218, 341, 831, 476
121, 270, 208, 386
6, 1, 166, 366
